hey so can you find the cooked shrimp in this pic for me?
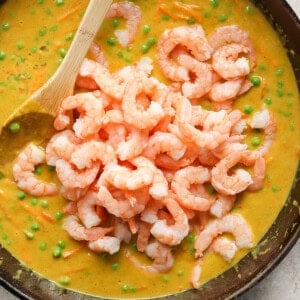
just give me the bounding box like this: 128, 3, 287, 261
209, 79, 245, 102
54, 91, 105, 139
212, 44, 251, 80
13, 143, 58, 196
210, 195, 235, 218
105, 1, 142, 47
191, 259, 202, 289
122, 79, 165, 130
141, 199, 164, 224
126, 241, 174, 273
97, 186, 150, 219
211, 152, 253, 196
150, 196, 189, 246
157, 25, 213, 81
88, 236, 120, 255
137, 221, 152, 252
60, 186, 88, 202
210, 236, 238, 262
176, 53, 213, 99
63, 215, 113, 241
89, 41, 108, 67
208, 25, 256, 66
55, 159, 100, 189
77, 190, 102, 228
113, 218, 132, 244
194, 213, 253, 257
142, 132, 187, 161
247, 155, 266, 192
71, 140, 117, 169
171, 166, 214, 211
46, 130, 81, 166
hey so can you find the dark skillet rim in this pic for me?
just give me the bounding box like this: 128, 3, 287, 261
0, 0, 300, 299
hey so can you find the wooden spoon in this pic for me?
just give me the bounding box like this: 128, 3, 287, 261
1, 0, 112, 129
0, 0, 112, 164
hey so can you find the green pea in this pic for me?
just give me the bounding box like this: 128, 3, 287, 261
2, 233, 8, 240
31, 46, 38, 54
218, 14, 228, 22
17, 191, 26, 200
49, 24, 58, 32
17, 41, 24, 50
59, 48, 67, 58
147, 37, 157, 47
207, 185, 216, 195
38, 27, 46, 36
129, 286, 137, 293
112, 19, 120, 28
277, 81, 284, 88
271, 184, 279, 192
277, 89, 284, 97
52, 246, 62, 258
187, 18, 196, 24
210, 0, 219, 8
111, 263, 119, 271
177, 269, 185, 276
2, 23, 10, 30
0, 171, 4, 180
275, 68, 283, 76
55, 0, 64, 6
107, 37, 116, 46
161, 15, 170, 21
40, 199, 49, 208
243, 105, 254, 114
31, 222, 40, 231
117, 51, 123, 58
54, 212, 63, 220
264, 97, 272, 105
24, 230, 34, 240
251, 136, 261, 146
162, 275, 170, 282
121, 284, 129, 292
258, 63, 267, 71
245, 5, 253, 14
0, 51, 6, 60
58, 276, 70, 286
187, 233, 195, 243
65, 32, 74, 41
9, 122, 20, 133
34, 166, 42, 175
37, 0, 45, 4
30, 198, 38, 206
39, 242, 47, 250
141, 44, 149, 54
250, 75, 262, 86
143, 25, 151, 34
57, 240, 66, 249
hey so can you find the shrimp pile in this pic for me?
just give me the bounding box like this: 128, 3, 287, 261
12, 13, 276, 289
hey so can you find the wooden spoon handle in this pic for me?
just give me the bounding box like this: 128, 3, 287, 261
35, 0, 112, 114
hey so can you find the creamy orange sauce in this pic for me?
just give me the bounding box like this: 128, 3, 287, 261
0, 0, 299, 299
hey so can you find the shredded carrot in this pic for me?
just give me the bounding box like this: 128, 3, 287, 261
173, 1, 202, 23
21, 247, 32, 264
41, 211, 56, 223
20, 202, 49, 225
174, 1, 201, 10
62, 246, 83, 259
58, 1, 83, 22
0, 199, 21, 230
158, 4, 179, 20
260, 77, 267, 99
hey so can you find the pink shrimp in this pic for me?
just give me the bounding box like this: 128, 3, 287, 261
105, 1, 142, 47
210, 236, 238, 262
63, 215, 113, 241
88, 236, 120, 255
194, 213, 253, 258
55, 159, 100, 189
70, 140, 117, 169
171, 166, 214, 211
150, 196, 189, 246
212, 44, 251, 80
137, 221, 152, 252
211, 152, 253, 196
54, 91, 105, 139
60, 186, 89, 202
209, 194, 235, 218
208, 25, 256, 66
113, 218, 132, 244
122, 79, 165, 130
157, 25, 213, 81
247, 156, 266, 192
89, 41, 108, 67
191, 259, 202, 289
13, 143, 58, 196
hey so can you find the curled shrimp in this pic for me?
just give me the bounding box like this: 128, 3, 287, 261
54, 91, 105, 139
89, 41, 108, 67
70, 140, 117, 169
212, 44, 251, 80
211, 152, 253, 196
137, 221, 152, 252
194, 213, 253, 258
157, 25, 213, 81
209, 194, 235, 218
122, 79, 165, 130
171, 166, 214, 211
126, 240, 174, 273
13, 143, 58, 196
210, 236, 238, 262
55, 159, 100, 189
142, 131, 187, 161
150, 196, 189, 246
63, 215, 113, 241
105, 1, 142, 47
88, 236, 120, 255
114, 218, 132, 244
208, 25, 256, 66
60, 186, 88, 202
